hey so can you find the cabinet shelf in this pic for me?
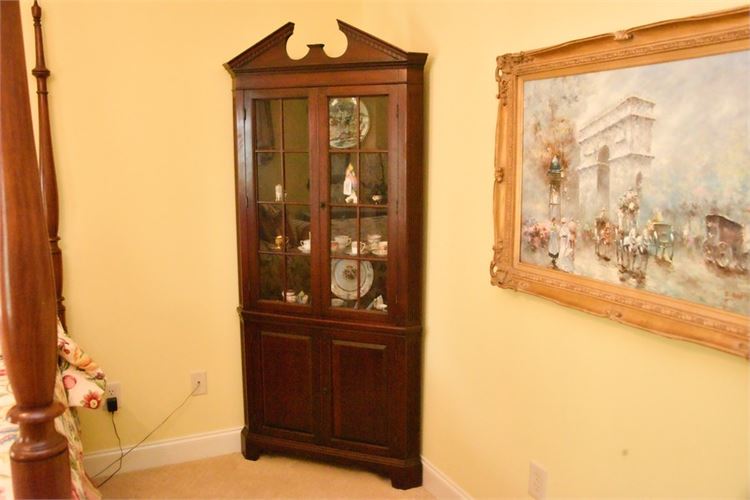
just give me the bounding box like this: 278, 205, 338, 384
328, 203, 388, 209
254, 149, 309, 154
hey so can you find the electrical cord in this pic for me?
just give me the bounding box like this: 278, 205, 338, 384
93, 382, 201, 486
95, 412, 123, 488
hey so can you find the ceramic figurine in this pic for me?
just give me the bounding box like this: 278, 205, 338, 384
367, 295, 388, 311
343, 163, 359, 204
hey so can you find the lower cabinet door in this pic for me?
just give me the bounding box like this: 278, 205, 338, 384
247, 325, 407, 456
325, 331, 403, 456
252, 328, 320, 441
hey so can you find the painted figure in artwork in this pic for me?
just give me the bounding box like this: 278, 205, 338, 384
567, 218, 577, 259
558, 217, 574, 272
548, 217, 560, 269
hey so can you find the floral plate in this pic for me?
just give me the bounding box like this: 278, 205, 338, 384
330, 259, 374, 300
329, 98, 370, 149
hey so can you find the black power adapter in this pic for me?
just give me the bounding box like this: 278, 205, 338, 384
106, 396, 118, 413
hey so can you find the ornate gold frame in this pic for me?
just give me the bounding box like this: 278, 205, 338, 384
491, 6, 750, 358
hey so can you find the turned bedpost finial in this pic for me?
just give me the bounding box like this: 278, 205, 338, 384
32, 0, 49, 79
30, 0, 67, 329
32, 0, 41, 21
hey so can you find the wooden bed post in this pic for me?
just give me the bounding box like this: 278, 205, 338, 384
32, 0, 67, 331
0, 0, 71, 497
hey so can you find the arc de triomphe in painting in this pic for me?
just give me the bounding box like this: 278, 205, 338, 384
577, 96, 655, 223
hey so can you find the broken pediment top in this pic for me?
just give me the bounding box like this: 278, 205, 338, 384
225, 19, 426, 74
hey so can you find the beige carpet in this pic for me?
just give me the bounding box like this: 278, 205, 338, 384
98, 452, 434, 498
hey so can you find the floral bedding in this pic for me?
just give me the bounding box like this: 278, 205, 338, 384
0, 322, 105, 499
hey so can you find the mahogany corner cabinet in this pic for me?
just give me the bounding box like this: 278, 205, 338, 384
225, 21, 427, 489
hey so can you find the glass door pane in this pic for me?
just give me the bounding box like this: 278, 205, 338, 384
256, 153, 282, 203
359, 96, 388, 150
360, 153, 387, 205
328, 95, 389, 314
254, 97, 311, 307
285, 153, 310, 203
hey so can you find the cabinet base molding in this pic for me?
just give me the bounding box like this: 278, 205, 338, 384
242, 428, 422, 490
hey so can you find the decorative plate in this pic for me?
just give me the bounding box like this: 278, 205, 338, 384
331, 259, 374, 300
329, 98, 370, 149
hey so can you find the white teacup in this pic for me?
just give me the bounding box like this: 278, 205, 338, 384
334, 235, 351, 249
366, 234, 381, 250
300, 239, 311, 251
349, 241, 367, 255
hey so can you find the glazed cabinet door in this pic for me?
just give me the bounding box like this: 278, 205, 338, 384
319, 86, 400, 322
321, 330, 404, 457
243, 90, 320, 313
247, 325, 322, 442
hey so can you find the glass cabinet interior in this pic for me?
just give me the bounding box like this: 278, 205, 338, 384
249, 92, 393, 317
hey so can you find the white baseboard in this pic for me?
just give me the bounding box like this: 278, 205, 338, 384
83, 426, 243, 476
85, 427, 470, 499
422, 456, 472, 499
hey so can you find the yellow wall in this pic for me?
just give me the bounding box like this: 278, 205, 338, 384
20, 0, 748, 497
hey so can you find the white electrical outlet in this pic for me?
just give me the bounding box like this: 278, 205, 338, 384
190, 371, 207, 395
528, 461, 548, 500
105, 381, 122, 406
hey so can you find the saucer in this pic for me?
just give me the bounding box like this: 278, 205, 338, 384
372, 249, 387, 257
297, 245, 311, 254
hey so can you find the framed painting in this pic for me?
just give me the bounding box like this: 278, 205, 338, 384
491, 6, 750, 358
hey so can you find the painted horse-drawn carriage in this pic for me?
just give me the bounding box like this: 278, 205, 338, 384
614, 207, 650, 282
615, 227, 649, 282
650, 222, 675, 262
703, 214, 747, 272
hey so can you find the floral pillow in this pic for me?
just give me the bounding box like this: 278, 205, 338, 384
57, 322, 106, 409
